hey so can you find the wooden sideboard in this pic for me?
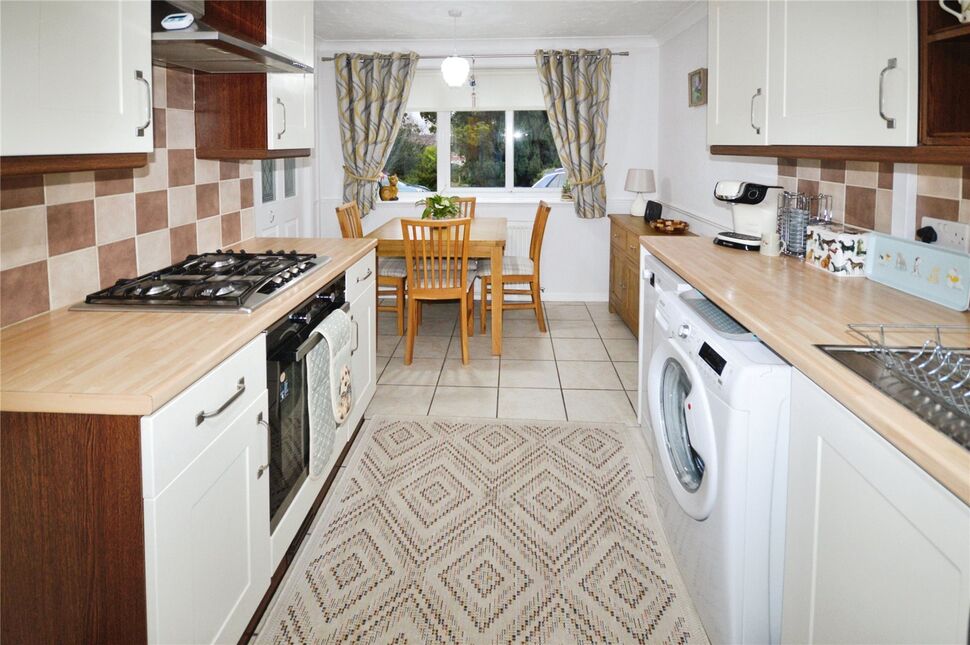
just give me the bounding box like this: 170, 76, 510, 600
608, 214, 695, 336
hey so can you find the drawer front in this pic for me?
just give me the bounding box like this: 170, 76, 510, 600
625, 231, 641, 260
141, 334, 267, 498
345, 249, 377, 303
610, 222, 626, 247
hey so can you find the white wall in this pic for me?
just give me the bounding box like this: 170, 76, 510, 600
313, 36, 659, 300
656, 14, 776, 236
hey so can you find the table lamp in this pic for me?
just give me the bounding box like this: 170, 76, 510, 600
625, 168, 656, 217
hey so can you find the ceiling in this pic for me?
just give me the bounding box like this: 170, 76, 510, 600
313, 1, 698, 41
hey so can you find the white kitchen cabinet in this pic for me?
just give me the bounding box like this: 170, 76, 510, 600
707, 0, 768, 145
767, 0, 917, 146
346, 251, 378, 434
0, 0, 153, 156
266, 0, 314, 67
782, 371, 970, 645
267, 73, 314, 150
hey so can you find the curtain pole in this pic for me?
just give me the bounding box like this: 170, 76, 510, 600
321, 51, 629, 62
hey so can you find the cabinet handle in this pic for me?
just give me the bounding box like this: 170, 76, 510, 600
357, 268, 373, 283
196, 377, 245, 426
135, 70, 152, 137
350, 317, 359, 355
750, 88, 762, 135
878, 58, 897, 129
257, 412, 271, 479
276, 97, 287, 140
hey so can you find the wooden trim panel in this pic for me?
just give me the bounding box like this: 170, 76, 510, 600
195, 148, 311, 160
1, 411, 147, 644
201, 0, 266, 45
709, 145, 970, 164
0, 153, 149, 177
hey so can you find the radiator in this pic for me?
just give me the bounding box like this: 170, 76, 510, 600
505, 221, 532, 257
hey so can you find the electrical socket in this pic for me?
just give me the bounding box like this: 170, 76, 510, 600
921, 217, 970, 253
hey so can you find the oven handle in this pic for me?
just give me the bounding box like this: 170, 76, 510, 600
288, 303, 351, 362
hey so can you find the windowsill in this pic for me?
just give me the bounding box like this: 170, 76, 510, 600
373, 192, 571, 206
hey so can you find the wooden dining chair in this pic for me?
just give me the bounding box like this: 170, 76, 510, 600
479, 200, 552, 333
335, 202, 407, 335
401, 217, 476, 364
454, 196, 476, 219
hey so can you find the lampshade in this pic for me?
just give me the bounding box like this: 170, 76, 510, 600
441, 56, 470, 87
625, 168, 656, 193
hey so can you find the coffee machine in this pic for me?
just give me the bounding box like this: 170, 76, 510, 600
713, 181, 783, 251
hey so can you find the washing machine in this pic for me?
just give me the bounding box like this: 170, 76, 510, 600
647, 288, 791, 645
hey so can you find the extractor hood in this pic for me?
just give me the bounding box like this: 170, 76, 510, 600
152, 30, 313, 74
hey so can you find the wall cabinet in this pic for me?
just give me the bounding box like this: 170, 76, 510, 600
0, 0, 152, 174
708, 0, 918, 148
782, 371, 970, 644
266, 0, 314, 66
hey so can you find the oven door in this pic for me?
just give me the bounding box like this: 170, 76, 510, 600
267, 350, 310, 533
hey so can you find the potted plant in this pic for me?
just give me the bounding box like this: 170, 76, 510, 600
416, 194, 461, 219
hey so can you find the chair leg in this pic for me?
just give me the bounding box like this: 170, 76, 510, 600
458, 294, 470, 364
396, 279, 405, 336
532, 278, 547, 333
480, 277, 489, 333
404, 297, 417, 365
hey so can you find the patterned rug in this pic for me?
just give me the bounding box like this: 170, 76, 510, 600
257, 416, 709, 644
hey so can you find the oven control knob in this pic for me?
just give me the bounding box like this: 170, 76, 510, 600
677, 323, 692, 339
290, 311, 312, 324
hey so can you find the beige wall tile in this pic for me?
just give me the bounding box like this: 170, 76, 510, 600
48, 247, 99, 309
240, 208, 255, 240
795, 158, 821, 180
960, 199, 969, 224
165, 108, 195, 149
916, 164, 962, 200
152, 66, 167, 109
219, 179, 241, 213
136, 229, 172, 274
95, 192, 136, 245
875, 188, 893, 233
1, 206, 47, 270
45, 172, 94, 205
845, 161, 879, 188
168, 185, 197, 227
240, 162, 253, 179
134, 150, 169, 193
1, 260, 49, 326
195, 158, 220, 184
778, 176, 797, 193
818, 181, 846, 222
196, 216, 222, 252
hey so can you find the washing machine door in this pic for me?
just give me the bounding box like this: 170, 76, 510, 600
648, 338, 718, 520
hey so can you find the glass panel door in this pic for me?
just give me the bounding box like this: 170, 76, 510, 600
660, 358, 705, 492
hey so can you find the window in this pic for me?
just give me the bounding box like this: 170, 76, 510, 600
261, 159, 276, 202
382, 109, 560, 193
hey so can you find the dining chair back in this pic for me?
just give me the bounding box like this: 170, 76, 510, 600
401, 217, 476, 363
529, 200, 552, 265
454, 196, 477, 219
335, 201, 364, 239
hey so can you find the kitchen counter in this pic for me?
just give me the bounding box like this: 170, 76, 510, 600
641, 235, 970, 505
0, 237, 376, 416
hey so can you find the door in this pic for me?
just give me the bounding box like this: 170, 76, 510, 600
348, 278, 377, 434
267, 73, 314, 150
767, 0, 917, 146
144, 393, 270, 645
266, 0, 314, 66
708, 0, 768, 145
782, 372, 970, 644
0, 0, 153, 155
256, 157, 307, 237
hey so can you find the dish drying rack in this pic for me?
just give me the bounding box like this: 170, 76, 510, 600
848, 324, 970, 417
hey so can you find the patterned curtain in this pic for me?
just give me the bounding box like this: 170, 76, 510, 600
334, 52, 418, 216
535, 49, 612, 219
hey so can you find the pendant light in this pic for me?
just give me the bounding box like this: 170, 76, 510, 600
441, 10, 469, 87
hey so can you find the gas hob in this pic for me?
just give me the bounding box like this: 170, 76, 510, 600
73, 249, 331, 313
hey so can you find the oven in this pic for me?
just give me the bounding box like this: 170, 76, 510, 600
264, 274, 346, 533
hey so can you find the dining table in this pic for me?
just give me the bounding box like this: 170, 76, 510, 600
365, 216, 508, 355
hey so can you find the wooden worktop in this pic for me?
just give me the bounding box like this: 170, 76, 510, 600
0, 238, 376, 416
609, 213, 698, 237
640, 236, 970, 504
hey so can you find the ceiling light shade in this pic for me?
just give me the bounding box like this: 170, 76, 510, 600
441, 56, 470, 87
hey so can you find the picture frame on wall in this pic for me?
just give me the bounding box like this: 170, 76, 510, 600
688, 67, 708, 107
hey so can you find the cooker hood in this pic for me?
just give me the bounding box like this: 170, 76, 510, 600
152, 31, 312, 74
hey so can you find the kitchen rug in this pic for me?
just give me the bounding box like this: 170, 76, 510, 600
256, 416, 709, 644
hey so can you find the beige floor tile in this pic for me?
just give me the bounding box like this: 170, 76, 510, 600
414, 317, 457, 336
627, 390, 639, 418
500, 307, 541, 320
365, 385, 434, 416
585, 301, 614, 319
595, 319, 636, 340
377, 335, 400, 357
420, 301, 461, 319
429, 386, 497, 418
556, 361, 622, 390
446, 335, 495, 360
438, 359, 499, 387
376, 353, 392, 375
552, 337, 609, 361
545, 303, 592, 321
549, 320, 599, 338
603, 338, 639, 362
496, 319, 547, 338
499, 360, 560, 389
393, 335, 452, 359
562, 389, 636, 424
614, 361, 639, 390
501, 337, 555, 360
378, 357, 443, 386
498, 388, 566, 421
